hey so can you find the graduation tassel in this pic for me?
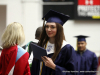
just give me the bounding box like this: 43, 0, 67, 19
43, 18, 45, 30
76, 39, 78, 51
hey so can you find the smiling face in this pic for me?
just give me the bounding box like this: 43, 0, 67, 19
45, 22, 57, 38
78, 41, 87, 52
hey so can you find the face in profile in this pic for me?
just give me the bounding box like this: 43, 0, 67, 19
45, 22, 57, 38
78, 41, 87, 52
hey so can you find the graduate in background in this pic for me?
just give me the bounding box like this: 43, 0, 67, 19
0, 22, 31, 75
75, 35, 98, 75
22, 26, 42, 71
31, 9, 77, 75
22, 26, 42, 49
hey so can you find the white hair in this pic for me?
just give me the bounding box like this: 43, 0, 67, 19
1, 22, 25, 48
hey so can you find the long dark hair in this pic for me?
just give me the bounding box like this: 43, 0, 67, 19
38, 23, 65, 61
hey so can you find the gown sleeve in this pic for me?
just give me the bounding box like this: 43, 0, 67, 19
24, 62, 31, 75
54, 44, 77, 75
91, 53, 98, 75
31, 58, 40, 75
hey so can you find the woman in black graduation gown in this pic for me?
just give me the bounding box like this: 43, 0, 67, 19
31, 9, 77, 75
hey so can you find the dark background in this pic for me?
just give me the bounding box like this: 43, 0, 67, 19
43, 0, 100, 20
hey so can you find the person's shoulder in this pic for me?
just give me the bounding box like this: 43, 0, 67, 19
86, 49, 97, 57
61, 40, 75, 53
62, 40, 69, 48
86, 49, 95, 54
16, 46, 28, 62
18, 46, 28, 54
30, 41, 37, 45
62, 40, 73, 49
22, 41, 32, 49
22, 45, 26, 49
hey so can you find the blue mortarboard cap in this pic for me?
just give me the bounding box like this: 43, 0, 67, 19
42, 9, 70, 26
74, 35, 89, 42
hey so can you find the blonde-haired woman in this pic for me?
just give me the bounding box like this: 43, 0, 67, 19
0, 22, 31, 75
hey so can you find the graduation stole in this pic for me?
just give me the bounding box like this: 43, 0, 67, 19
26, 41, 32, 53
76, 39, 78, 51
27, 41, 33, 67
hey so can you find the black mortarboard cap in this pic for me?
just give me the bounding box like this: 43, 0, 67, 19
74, 35, 89, 42
42, 9, 70, 26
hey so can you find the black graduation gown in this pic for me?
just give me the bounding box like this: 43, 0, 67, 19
31, 44, 77, 75
75, 49, 98, 75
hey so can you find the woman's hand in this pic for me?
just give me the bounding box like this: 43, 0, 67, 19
41, 56, 56, 70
